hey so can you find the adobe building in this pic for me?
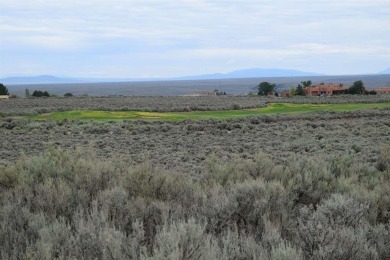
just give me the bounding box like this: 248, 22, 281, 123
279, 91, 290, 97
375, 87, 390, 94
304, 84, 347, 97
267, 92, 276, 97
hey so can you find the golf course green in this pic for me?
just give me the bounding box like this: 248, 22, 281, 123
30, 102, 390, 121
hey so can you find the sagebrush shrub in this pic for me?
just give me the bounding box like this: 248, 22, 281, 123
0, 144, 389, 259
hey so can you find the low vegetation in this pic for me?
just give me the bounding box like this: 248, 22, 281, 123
0, 96, 268, 116
0, 95, 389, 259
1, 95, 390, 117
28, 102, 390, 121
1, 145, 389, 259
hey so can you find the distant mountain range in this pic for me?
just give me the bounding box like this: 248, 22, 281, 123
174, 68, 323, 80
1, 67, 388, 85
379, 68, 390, 74
0, 75, 85, 85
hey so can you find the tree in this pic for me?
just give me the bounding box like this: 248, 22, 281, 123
32, 90, 42, 97
295, 84, 305, 96
348, 80, 365, 95
0, 83, 9, 95
289, 86, 296, 96
25, 88, 30, 98
301, 80, 312, 88
32, 90, 50, 97
64, 93, 73, 97
258, 82, 276, 96
213, 90, 227, 96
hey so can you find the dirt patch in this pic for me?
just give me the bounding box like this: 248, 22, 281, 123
39, 112, 54, 117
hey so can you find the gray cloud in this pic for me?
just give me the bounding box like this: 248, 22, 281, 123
1, 0, 389, 77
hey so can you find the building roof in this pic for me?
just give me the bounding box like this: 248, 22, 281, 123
375, 87, 390, 93
304, 84, 347, 96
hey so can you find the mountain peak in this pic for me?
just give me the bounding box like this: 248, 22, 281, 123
0, 75, 84, 85
175, 68, 323, 80
379, 68, 390, 74
1, 68, 323, 84
226, 68, 323, 77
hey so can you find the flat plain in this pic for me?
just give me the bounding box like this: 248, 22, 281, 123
6, 73, 390, 96
1, 95, 390, 259
28, 102, 390, 121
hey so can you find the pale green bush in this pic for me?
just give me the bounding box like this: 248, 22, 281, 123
295, 194, 377, 259
0, 204, 47, 259
270, 242, 303, 260
152, 219, 217, 259
205, 155, 251, 187
218, 229, 268, 259
1, 146, 389, 258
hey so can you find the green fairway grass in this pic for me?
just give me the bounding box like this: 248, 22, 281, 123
29, 102, 390, 121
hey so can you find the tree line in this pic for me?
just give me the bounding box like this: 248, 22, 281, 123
257, 80, 377, 96
1, 84, 74, 98
0, 84, 9, 95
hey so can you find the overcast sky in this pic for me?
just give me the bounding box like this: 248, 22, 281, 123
1, 0, 389, 78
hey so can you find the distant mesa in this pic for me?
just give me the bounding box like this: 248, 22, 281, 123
0, 68, 323, 85
175, 68, 323, 80
378, 68, 390, 74
0, 75, 84, 85
2, 68, 390, 85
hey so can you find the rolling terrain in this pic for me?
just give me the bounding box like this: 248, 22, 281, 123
1, 95, 389, 259
29, 103, 390, 121
3, 74, 390, 97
